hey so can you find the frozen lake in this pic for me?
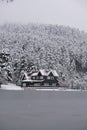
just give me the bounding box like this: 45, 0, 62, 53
0, 90, 87, 130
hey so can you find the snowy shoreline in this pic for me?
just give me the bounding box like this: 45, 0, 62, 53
0, 83, 86, 91
0, 83, 24, 91
35, 88, 82, 91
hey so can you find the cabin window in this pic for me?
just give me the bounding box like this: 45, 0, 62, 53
36, 77, 39, 80
32, 76, 35, 80
44, 83, 49, 86
47, 76, 54, 80
50, 76, 54, 80
40, 76, 43, 79
47, 76, 50, 79
34, 83, 40, 86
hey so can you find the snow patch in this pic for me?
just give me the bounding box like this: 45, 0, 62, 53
0, 83, 23, 90
35, 88, 82, 92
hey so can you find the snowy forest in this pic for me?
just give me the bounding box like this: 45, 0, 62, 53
0, 23, 87, 89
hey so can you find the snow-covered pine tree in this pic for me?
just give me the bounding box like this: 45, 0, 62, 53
0, 52, 12, 84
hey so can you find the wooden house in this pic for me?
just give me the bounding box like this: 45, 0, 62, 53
21, 69, 59, 87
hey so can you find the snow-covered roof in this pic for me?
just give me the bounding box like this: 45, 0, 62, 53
31, 72, 38, 76
22, 79, 44, 83
23, 72, 31, 80
39, 69, 47, 76
52, 70, 58, 77
48, 70, 58, 77
23, 70, 58, 79
22, 79, 33, 82
31, 69, 47, 77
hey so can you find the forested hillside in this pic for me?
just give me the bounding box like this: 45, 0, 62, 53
0, 23, 87, 89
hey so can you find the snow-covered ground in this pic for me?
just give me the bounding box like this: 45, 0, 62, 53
0, 83, 24, 90
35, 88, 82, 91
0, 84, 85, 91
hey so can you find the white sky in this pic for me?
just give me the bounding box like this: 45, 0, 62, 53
0, 0, 87, 32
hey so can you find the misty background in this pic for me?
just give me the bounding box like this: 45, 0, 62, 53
0, 0, 87, 32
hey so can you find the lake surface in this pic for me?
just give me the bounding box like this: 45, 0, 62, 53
0, 90, 87, 130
